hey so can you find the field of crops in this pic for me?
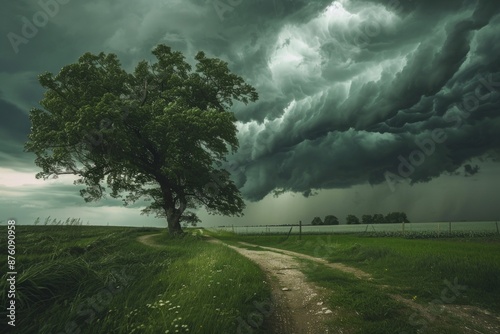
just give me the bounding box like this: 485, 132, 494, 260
213, 221, 500, 236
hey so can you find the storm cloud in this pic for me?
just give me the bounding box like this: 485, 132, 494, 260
1, 0, 499, 225
221, 0, 500, 200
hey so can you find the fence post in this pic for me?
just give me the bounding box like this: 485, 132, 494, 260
283, 226, 293, 241
299, 220, 302, 240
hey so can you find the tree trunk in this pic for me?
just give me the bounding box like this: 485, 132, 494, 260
157, 177, 187, 235
165, 208, 184, 235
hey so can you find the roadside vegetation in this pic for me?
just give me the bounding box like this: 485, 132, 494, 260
0, 225, 270, 334
209, 230, 500, 333
2, 224, 498, 333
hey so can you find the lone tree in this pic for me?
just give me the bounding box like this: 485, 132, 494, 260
25, 44, 258, 234
323, 215, 339, 225
372, 213, 385, 224
346, 214, 360, 225
311, 217, 323, 225
361, 214, 373, 224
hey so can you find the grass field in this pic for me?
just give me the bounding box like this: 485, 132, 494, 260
0, 226, 271, 334
1, 225, 499, 333
210, 231, 500, 333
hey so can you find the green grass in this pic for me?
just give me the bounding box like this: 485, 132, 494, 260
2, 226, 498, 333
0, 226, 271, 334
299, 258, 422, 333
209, 231, 500, 333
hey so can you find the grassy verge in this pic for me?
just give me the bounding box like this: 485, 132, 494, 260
0, 226, 270, 334
209, 231, 500, 333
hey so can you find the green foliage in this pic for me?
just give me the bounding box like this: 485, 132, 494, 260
24, 44, 258, 233
180, 211, 201, 227
323, 215, 339, 225
362, 214, 373, 224
0, 225, 270, 333
385, 212, 409, 224
311, 216, 323, 225
372, 213, 385, 224
346, 214, 360, 225
360, 212, 410, 224
212, 232, 500, 333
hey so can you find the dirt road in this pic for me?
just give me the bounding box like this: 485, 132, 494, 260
137, 233, 500, 334
137, 233, 341, 333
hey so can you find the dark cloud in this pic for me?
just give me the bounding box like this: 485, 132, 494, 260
224, 0, 500, 201
1, 0, 499, 224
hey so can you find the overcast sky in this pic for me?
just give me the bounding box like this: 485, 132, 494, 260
1, 0, 499, 228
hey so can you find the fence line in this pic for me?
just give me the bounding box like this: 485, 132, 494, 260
212, 221, 499, 235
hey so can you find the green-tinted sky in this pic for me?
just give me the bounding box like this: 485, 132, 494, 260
1, 0, 499, 227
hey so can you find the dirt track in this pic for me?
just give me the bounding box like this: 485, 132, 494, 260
208, 239, 334, 333
137, 233, 342, 333
137, 233, 500, 334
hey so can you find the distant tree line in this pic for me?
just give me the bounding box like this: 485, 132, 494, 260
310, 212, 409, 225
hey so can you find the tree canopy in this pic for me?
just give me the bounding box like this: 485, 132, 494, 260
25, 44, 258, 234
346, 214, 360, 225
323, 215, 339, 225
311, 217, 323, 225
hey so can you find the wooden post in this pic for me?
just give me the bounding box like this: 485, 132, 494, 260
299, 220, 302, 240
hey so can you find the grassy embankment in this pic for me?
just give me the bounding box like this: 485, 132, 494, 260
0, 226, 270, 334
210, 230, 500, 334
